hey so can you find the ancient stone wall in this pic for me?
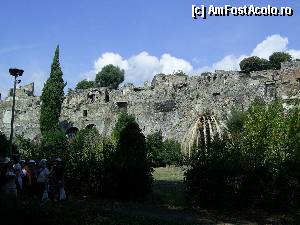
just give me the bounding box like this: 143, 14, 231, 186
1, 61, 299, 153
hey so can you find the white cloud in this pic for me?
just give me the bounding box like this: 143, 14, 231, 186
85, 34, 300, 86
86, 51, 193, 86
94, 52, 129, 72
251, 34, 288, 59
287, 49, 300, 59
160, 54, 193, 74
196, 34, 299, 74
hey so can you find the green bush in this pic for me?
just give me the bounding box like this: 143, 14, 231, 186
269, 52, 292, 70
14, 135, 41, 159
64, 128, 114, 196
0, 132, 9, 157
240, 56, 271, 73
146, 131, 184, 167
41, 129, 68, 159
102, 113, 153, 200
185, 100, 300, 208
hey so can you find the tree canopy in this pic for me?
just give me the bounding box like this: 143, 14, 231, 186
239, 56, 270, 73
95, 64, 124, 89
75, 79, 95, 90
269, 52, 292, 70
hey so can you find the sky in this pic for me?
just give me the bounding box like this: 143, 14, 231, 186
0, 0, 300, 97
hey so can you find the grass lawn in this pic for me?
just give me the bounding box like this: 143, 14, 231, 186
149, 166, 186, 207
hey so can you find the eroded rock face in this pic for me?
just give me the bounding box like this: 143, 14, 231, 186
1, 62, 300, 153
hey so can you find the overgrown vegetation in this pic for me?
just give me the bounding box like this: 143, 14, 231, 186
146, 131, 184, 167
75, 79, 95, 90
0, 131, 9, 157
95, 64, 124, 89
239, 52, 293, 73
185, 99, 300, 209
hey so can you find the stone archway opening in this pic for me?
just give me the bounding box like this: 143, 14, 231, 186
66, 127, 79, 139
86, 124, 96, 129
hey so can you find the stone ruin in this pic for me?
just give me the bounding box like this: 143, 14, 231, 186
0, 62, 300, 154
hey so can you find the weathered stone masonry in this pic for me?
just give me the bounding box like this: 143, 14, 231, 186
1, 61, 300, 154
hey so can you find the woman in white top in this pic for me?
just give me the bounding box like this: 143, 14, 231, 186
37, 159, 50, 199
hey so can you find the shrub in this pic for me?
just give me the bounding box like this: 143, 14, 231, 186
0, 132, 9, 157
15, 135, 41, 159
64, 128, 114, 196
146, 131, 184, 167
146, 131, 165, 167
41, 129, 68, 159
240, 56, 271, 73
162, 139, 183, 166
269, 52, 292, 70
102, 114, 153, 200
185, 100, 300, 208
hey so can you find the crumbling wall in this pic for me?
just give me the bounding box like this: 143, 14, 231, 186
0, 61, 299, 147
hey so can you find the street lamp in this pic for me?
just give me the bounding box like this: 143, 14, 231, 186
8, 68, 23, 157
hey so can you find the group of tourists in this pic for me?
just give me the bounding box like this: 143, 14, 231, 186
0, 155, 66, 201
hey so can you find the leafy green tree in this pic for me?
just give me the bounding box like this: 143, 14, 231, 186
163, 139, 183, 166
269, 52, 292, 70
75, 79, 95, 90
146, 131, 164, 167
95, 64, 124, 89
240, 56, 271, 73
40, 46, 66, 135
146, 131, 183, 167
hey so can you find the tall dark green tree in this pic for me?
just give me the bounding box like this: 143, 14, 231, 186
40, 46, 66, 135
103, 113, 153, 200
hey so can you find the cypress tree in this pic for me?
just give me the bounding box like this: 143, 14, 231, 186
40, 46, 66, 135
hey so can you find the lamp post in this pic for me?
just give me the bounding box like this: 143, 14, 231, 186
8, 68, 23, 157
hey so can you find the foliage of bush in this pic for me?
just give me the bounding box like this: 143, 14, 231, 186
64, 128, 114, 196
14, 135, 41, 159
41, 129, 68, 159
239, 56, 271, 73
95, 64, 124, 89
269, 52, 292, 70
75, 79, 95, 90
102, 114, 153, 200
185, 100, 300, 209
146, 131, 184, 167
112, 112, 135, 142
0, 132, 9, 157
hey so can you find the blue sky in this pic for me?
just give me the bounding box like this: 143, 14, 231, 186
0, 0, 299, 97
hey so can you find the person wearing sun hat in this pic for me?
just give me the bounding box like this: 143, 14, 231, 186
4, 159, 17, 197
